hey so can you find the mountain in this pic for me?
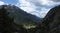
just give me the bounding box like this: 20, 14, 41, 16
0, 5, 42, 25
40, 5, 60, 33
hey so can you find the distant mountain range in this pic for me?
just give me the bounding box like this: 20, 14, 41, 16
0, 5, 43, 25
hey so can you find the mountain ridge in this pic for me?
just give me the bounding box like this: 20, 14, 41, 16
0, 5, 42, 25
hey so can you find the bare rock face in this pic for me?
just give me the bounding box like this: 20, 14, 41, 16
40, 5, 60, 33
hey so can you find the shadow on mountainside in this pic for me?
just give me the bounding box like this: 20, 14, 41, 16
40, 5, 60, 33
0, 5, 60, 33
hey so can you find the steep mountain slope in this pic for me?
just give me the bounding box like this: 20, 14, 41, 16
41, 5, 60, 33
0, 5, 42, 25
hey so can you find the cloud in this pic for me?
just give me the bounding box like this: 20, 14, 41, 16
26, 0, 60, 6
39, 8, 50, 18
31, 7, 50, 18
17, 0, 37, 13
0, 1, 5, 5
0, 1, 8, 5
52, 0, 60, 2
16, 0, 51, 18
16, 0, 60, 18
0, 0, 60, 18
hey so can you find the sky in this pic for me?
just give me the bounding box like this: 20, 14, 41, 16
0, 0, 60, 18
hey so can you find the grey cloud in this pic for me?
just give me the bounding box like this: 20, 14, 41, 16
26, 0, 56, 7
26, 0, 46, 7
51, 0, 60, 2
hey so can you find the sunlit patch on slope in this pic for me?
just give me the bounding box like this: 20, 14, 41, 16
23, 23, 36, 29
